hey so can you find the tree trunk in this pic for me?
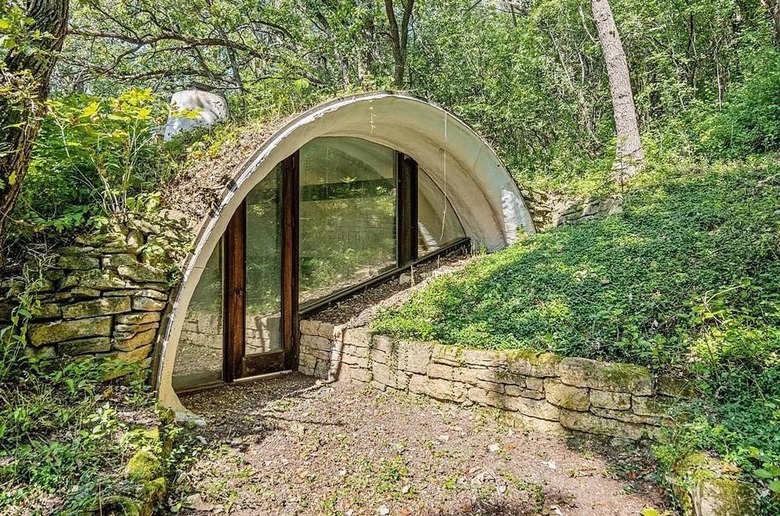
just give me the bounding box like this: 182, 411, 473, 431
761, 0, 780, 45
590, 0, 644, 182
0, 0, 69, 257
384, 0, 415, 90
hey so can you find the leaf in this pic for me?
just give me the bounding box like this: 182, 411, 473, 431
641, 509, 661, 516
753, 468, 774, 479
769, 480, 780, 493
80, 101, 101, 118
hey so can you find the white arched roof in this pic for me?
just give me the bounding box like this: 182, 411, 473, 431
157, 92, 535, 412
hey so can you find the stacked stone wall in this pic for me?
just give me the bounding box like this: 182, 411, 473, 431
0, 223, 188, 370
520, 187, 623, 231
299, 319, 694, 441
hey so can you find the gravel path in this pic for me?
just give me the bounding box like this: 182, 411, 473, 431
173, 374, 673, 516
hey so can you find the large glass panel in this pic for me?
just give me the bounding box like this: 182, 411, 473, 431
299, 137, 397, 304
418, 169, 466, 255
245, 165, 283, 355
173, 241, 223, 390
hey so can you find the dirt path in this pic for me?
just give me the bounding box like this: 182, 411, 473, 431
173, 374, 673, 516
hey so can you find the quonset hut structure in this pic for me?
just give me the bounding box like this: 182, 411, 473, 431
157, 93, 535, 411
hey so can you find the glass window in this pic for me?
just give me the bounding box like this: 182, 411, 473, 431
245, 165, 283, 355
299, 137, 397, 305
418, 169, 465, 255
173, 240, 223, 390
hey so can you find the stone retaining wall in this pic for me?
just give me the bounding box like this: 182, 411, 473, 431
520, 187, 623, 231
0, 222, 188, 370
299, 320, 694, 441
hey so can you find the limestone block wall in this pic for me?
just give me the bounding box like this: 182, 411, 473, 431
299, 319, 693, 441
0, 223, 188, 370
520, 187, 623, 231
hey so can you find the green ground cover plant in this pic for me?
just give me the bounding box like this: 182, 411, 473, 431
373, 156, 780, 509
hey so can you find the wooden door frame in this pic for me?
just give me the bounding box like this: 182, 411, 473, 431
222, 148, 422, 382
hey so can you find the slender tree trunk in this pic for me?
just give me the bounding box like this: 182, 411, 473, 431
384, 0, 415, 89
761, 0, 780, 45
0, 0, 70, 258
590, 0, 644, 181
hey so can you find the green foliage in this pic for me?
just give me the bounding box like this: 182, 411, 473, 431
376, 159, 780, 367
0, 271, 162, 512
696, 47, 780, 158
374, 157, 780, 509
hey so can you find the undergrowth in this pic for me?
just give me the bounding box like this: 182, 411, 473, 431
0, 273, 171, 514
373, 155, 780, 509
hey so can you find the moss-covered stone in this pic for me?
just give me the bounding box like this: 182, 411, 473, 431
544, 380, 590, 411
61, 297, 131, 320
505, 350, 562, 378
590, 389, 631, 410
29, 316, 112, 347
670, 453, 760, 516
58, 255, 100, 270
559, 357, 653, 395
559, 409, 647, 440
125, 450, 163, 482
58, 336, 112, 356
114, 329, 156, 352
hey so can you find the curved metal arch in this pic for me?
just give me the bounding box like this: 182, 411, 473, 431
156, 92, 535, 412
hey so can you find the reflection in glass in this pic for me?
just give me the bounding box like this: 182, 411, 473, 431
173, 240, 223, 390
418, 169, 466, 255
299, 137, 397, 304
245, 165, 283, 355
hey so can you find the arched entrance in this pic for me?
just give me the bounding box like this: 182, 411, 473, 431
156, 93, 535, 413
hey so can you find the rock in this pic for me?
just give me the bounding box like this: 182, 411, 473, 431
427, 363, 479, 385
59, 337, 112, 355
117, 263, 168, 284
31, 303, 62, 320
102, 253, 140, 269
24, 346, 57, 361
590, 389, 632, 410
504, 396, 560, 421
64, 269, 127, 291
504, 350, 561, 378
61, 297, 131, 320
632, 396, 673, 418
468, 386, 506, 408
69, 287, 103, 299
544, 380, 590, 411
29, 317, 112, 347
126, 229, 144, 250
342, 327, 372, 347
58, 255, 100, 270
125, 450, 163, 482
590, 407, 665, 426
409, 375, 467, 403
398, 273, 412, 285
117, 312, 161, 325
671, 453, 761, 516
559, 409, 646, 440
394, 340, 432, 374
559, 357, 653, 395
133, 296, 167, 312
114, 329, 157, 352
504, 384, 545, 400
115, 321, 159, 335
113, 344, 153, 364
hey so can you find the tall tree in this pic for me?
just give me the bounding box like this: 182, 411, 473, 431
590, 0, 644, 180
384, 0, 415, 89
761, 0, 780, 44
0, 0, 69, 254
